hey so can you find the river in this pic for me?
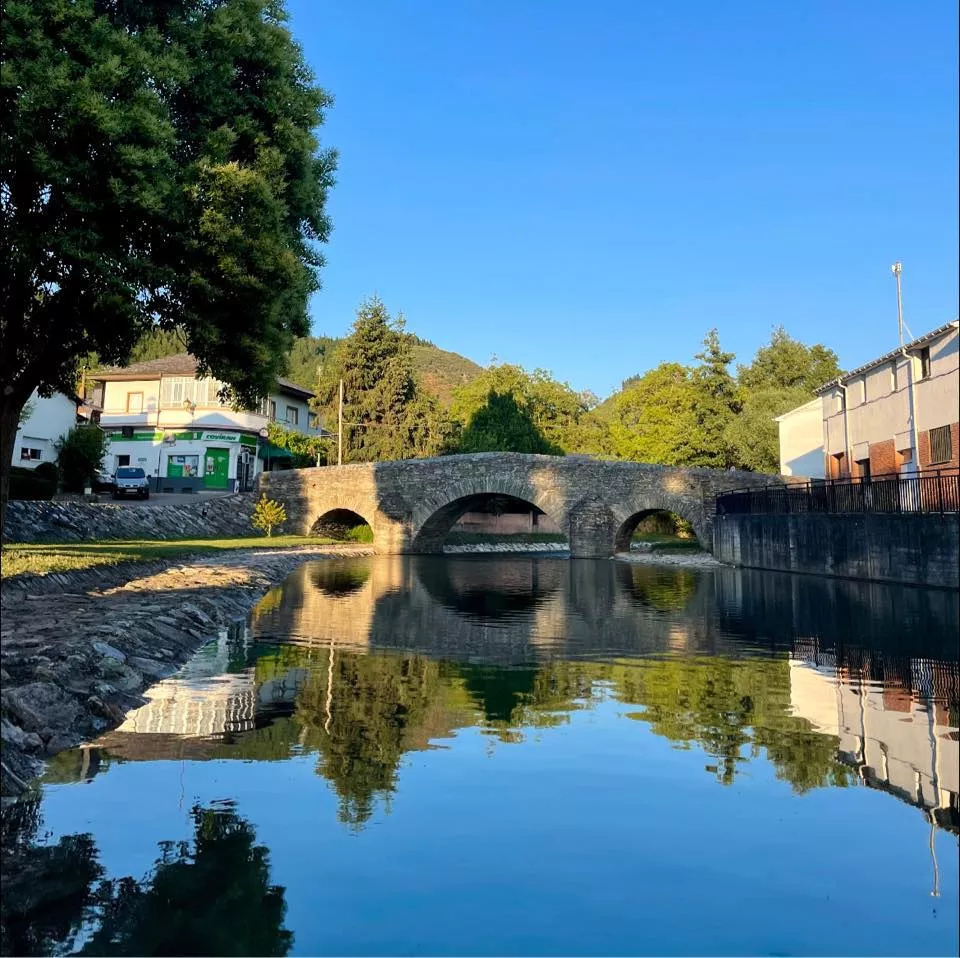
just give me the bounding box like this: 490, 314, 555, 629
2, 556, 958, 956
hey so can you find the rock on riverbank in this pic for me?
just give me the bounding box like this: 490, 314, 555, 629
0, 546, 370, 797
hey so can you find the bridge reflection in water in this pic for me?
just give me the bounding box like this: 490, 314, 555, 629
77, 557, 959, 841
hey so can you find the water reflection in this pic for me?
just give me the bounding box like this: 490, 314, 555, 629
2, 558, 958, 956
1, 798, 289, 957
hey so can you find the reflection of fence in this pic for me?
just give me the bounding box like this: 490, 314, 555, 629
716, 470, 960, 516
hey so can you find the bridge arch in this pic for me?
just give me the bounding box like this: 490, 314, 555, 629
612, 498, 710, 554
409, 478, 567, 553
310, 505, 375, 541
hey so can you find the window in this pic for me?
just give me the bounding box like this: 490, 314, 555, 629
856, 458, 871, 481
285, 405, 299, 426
159, 376, 224, 408
857, 378, 866, 405
308, 412, 319, 429
269, 400, 277, 421
831, 452, 846, 477
918, 347, 931, 380
126, 391, 143, 413
930, 425, 953, 465
116, 454, 131, 468
890, 362, 898, 392
835, 392, 845, 414
20, 447, 42, 461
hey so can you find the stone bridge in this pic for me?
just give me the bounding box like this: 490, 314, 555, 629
257, 453, 777, 556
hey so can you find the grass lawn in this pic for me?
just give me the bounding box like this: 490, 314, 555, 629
0, 535, 343, 580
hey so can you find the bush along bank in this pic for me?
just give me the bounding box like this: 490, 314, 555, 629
0, 545, 371, 797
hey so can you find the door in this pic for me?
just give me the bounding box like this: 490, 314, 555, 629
204, 448, 230, 489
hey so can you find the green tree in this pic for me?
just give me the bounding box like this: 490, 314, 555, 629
457, 390, 559, 454
252, 494, 287, 537
738, 326, 842, 393
688, 329, 742, 468
0, 0, 336, 534
725, 385, 811, 473
606, 362, 698, 464
57, 426, 108, 491
450, 364, 605, 454
726, 328, 843, 473
314, 298, 452, 462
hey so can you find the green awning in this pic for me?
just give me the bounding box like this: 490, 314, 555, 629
258, 442, 294, 459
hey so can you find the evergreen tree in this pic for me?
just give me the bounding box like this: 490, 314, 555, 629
457, 390, 559, 455
688, 329, 742, 468
315, 298, 451, 462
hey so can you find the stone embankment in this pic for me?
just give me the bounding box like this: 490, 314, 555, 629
0, 545, 370, 797
614, 550, 721, 568
4, 493, 256, 543
443, 542, 569, 554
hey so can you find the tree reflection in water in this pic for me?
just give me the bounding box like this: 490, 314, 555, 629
0, 800, 291, 958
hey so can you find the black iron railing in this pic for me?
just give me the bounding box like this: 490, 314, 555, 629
716, 470, 960, 516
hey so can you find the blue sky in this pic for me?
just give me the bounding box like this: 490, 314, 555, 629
288, 0, 958, 399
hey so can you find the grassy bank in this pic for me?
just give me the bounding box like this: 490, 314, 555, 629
1, 535, 340, 580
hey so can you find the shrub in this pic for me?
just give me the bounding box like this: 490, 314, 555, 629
251, 494, 287, 537
58, 426, 108, 492
9, 466, 56, 500
33, 462, 59, 485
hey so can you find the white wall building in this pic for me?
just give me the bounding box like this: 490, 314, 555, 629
85, 353, 325, 492
12, 390, 79, 469
773, 398, 825, 478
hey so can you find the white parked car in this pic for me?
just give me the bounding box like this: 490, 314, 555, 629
113, 466, 150, 499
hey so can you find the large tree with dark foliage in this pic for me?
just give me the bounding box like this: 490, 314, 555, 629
0, 0, 336, 532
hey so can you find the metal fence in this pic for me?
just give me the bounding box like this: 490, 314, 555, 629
716, 470, 960, 516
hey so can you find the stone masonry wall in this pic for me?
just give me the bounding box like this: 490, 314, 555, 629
257, 453, 778, 558
4, 493, 257, 543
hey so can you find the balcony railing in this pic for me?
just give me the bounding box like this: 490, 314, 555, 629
715, 470, 960, 517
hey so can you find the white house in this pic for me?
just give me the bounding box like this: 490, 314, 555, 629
773, 398, 826, 478
84, 353, 326, 492
13, 390, 80, 469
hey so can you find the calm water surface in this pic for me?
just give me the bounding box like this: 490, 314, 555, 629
2, 557, 958, 956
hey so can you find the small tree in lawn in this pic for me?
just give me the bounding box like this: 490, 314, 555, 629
252, 495, 287, 538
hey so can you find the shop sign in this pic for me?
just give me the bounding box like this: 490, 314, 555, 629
200, 431, 241, 443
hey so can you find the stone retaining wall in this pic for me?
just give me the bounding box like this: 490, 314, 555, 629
4, 493, 256, 543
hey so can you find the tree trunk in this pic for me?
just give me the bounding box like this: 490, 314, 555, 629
0, 392, 31, 542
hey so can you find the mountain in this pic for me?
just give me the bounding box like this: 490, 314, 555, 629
410, 343, 483, 405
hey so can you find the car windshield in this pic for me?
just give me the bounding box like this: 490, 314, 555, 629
116, 468, 146, 479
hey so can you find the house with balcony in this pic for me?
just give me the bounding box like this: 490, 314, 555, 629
84, 354, 325, 492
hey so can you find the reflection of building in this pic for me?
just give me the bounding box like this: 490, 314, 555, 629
789, 655, 959, 825
82, 353, 326, 491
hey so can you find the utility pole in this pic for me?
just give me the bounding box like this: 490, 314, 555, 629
337, 378, 344, 466
892, 262, 904, 347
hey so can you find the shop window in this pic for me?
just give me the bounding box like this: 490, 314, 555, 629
167, 454, 201, 478
930, 426, 953, 465
285, 405, 299, 426
20, 447, 42, 461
